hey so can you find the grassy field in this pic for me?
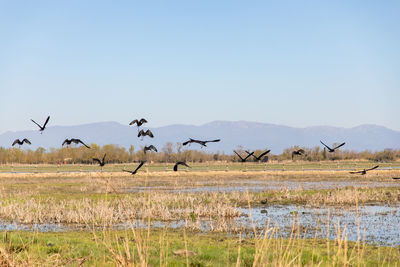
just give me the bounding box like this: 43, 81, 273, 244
0, 162, 399, 266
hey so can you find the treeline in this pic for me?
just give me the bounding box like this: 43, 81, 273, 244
0, 143, 399, 164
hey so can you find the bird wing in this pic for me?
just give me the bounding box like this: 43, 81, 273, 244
93, 158, 101, 164
233, 150, 244, 161
31, 119, 42, 129
333, 142, 345, 150
42, 116, 50, 128
77, 139, 90, 148
173, 163, 178, 171
12, 139, 20, 146
392, 177, 400, 180
146, 130, 154, 138
102, 154, 106, 162
244, 151, 254, 160
349, 170, 363, 174
205, 139, 220, 143
129, 119, 139, 125
366, 165, 379, 172
182, 140, 191, 146
140, 118, 148, 124
122, 169, 133, 174
133, 161, 145, 173
22, 138, 31, 144
258, 150, 271, 158
298, 149, 305, 154
320, 141, 332, 150
149, 145, 157, 152
137, 130, 144, 137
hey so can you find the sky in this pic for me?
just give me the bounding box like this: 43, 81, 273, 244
1, 0, 399, 134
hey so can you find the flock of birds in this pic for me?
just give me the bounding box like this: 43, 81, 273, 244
9, 115, 392, 177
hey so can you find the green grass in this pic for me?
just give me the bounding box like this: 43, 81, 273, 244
0, 229, 399, 266
1, 160, 399, 173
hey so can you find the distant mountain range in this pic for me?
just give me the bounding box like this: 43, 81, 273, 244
0, 121, 399, 154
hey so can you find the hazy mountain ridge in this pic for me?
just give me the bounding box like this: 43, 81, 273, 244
0, 121, 399, 153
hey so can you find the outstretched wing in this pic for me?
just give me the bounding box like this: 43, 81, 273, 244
12, 139, 20, 146
139, 118, 148, 124
349, 170, 363, 174
92, 158, 101, 164
233, 150, 244, 161
133, 161, 145, 174
137, 130, 144, 137
42, 116, 50, 128
22, 139, 31, 145
333, 142, 345, 150
206, 139, 220, 143
145, 130, 154, 138
122, 169, 133, 174
149, 145, 157, 152
244, 151, 254, 161
297, 149, 305, 154
31, 119, 42, 129
392, 177, 400, 180
182, 140, 191, 146
77, 139, 90, 149
258, 150, 271, 158
102, 154, 106, 162
129, 119, 139, 126
366, 165, 379, 172
320, 141, 332, 150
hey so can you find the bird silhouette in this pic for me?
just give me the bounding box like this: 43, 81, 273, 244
182, 138, 220, 147
320, 141, 345, 153
349, 165, 379, 175
245, 149, 270, 161
138, 129, 154, 139
12, 138, 31, 147
123, 161, 145, 175
93, 154, 106, 167
31, 116, 50, 134
291, 149, 305, 160
392, 177, 400, 180
62, 138, 90, 148
234, 150, 254, 162
129, 118, 148, 127
143, 145, 157, 153
173, 161, 190, 171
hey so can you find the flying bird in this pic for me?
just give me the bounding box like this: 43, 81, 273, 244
129, 118, 148, 127
173, 161, 190, 171
123, 161, 145, 175
320, 140, 345, 153
31, 116, 50, 133
143, 145, 157, 153
182, 138, 221, 147
392, 177, 400, 180
138, 129, 154, 138
349, 165, 379, 175
12, 138, 31, 146
62, 138, 90, 148
93, 154, 106, 167
233, 150, 254, 162
245, 149, 270, 161
292, 149, 305, 160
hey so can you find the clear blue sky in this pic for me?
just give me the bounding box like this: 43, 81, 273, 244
1, 0, 399, 134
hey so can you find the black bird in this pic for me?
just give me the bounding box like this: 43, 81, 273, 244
291, 149, 305, 160
320, 140, 345, 153
182, 138, 220, 147
93, 154, 106, 167
138, 129, 154, 138
173, 161, 190, 171
143, 145, 157, 153
245, 149, 271, 161
123, 161, 145, 175
349, 165, 379, 175
31, 116, 50, 134
62, 138, 90, 148
129, 118, 148, 127
392, 177, 400, 180
12, 138, 31, 147
233, 150, 254, 162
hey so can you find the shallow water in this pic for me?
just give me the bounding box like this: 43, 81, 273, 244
2, 204, 399, 246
